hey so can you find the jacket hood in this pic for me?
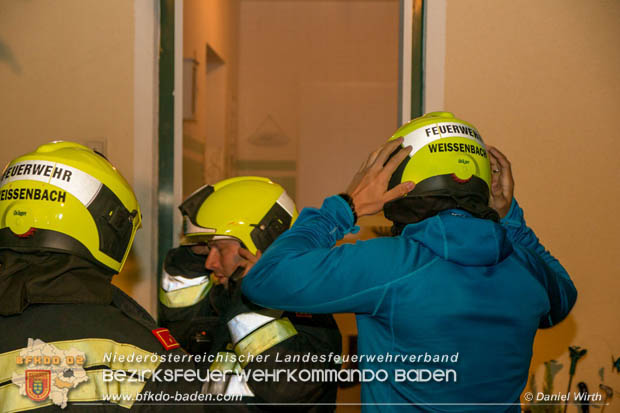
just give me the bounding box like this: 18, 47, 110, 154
401, 209, 512, 266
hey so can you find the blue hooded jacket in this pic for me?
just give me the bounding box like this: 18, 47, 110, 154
243, 196, 577, 412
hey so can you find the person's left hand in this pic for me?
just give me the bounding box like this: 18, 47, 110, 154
488, 146, 514, 219
346, 137, 415, 217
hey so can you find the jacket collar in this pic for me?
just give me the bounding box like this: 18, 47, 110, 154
0, 250, 114, 316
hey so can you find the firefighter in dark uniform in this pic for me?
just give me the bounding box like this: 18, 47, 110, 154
159, 177, 342, 412
0, 142, 203, 412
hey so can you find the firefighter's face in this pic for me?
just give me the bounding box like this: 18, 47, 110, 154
202, 239, 244, 287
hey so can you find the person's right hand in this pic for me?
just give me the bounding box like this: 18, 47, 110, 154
237, 248, 262, 279
346, 137, 414, 218
488, 146, 514, 219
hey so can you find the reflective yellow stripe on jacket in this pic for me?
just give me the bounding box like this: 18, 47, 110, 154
209, 351, 241, 373
233, 318, 297, 368
0, 369, 147, 412
0, 338, 160, 412
158, 281, 212, 308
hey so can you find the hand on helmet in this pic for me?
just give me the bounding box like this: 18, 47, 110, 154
488, 146, 514, 219
346, 137, 415, 218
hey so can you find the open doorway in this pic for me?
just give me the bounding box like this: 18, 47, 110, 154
160, 0, 425, 409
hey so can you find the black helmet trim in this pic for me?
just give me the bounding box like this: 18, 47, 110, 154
87, 185, 138, 262
250, 203, 292, 252
384, 175, 499, 228
0, 227, 115, 273
403, 174, 490, 203
387, 145, 409, 191
179, 185, 214, 227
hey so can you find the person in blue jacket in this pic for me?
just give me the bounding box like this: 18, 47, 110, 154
241, 112, 577, 412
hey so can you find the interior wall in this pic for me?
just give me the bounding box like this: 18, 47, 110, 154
442, 0, 620, 402
0, 0, 134, 175
0, 0, 161, 310
183, 0, 239, 198
237, 0, 400, 207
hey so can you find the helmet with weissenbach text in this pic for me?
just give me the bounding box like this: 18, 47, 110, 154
0, 141, 141, 273
384, 112, 498, 227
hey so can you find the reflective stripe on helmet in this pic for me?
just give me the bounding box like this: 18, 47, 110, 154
183, 215, 216, 236
275, 190, 296, 219
401, 121, 485, 159
0, 160, 102, 207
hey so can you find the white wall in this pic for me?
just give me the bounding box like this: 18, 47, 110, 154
427, 0, 620, 402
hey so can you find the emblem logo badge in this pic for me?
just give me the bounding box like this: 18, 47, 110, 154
25, 370, 51, 402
